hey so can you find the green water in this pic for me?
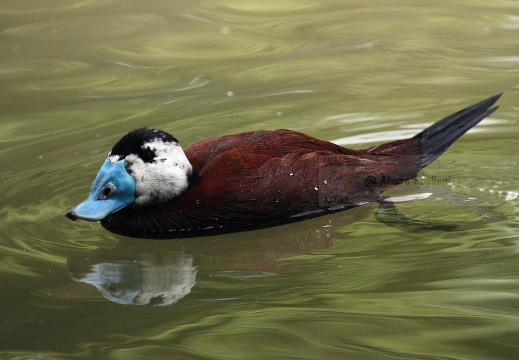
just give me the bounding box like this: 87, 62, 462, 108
1, 0, 519, 358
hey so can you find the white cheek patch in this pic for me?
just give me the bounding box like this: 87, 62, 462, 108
126, 139, 192, 207
108, 153, 120, 164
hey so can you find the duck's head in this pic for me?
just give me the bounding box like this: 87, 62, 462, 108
65, 128, 197, 222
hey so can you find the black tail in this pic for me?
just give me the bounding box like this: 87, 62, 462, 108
415, 93, 502, 167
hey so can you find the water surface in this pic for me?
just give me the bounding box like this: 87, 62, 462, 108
1, 0, 519, 358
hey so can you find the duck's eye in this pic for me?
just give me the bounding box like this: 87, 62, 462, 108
140, 147, 156, 163
100, 184, 116, 199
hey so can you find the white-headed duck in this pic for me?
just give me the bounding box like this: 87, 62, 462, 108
66, 94, 502, 238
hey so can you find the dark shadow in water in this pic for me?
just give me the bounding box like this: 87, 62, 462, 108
67, 185, 506, 306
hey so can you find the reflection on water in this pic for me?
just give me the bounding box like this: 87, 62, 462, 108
1, 0, 519, 358
68, 253, 197, 306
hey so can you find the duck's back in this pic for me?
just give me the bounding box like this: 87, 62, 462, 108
184, 129, 355, 179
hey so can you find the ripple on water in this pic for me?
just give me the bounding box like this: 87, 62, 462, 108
214, 0, 320, 13
107, 28, 290, 61
0, 153, 114, 278
0, 60, 90, 81
0, 0, 98, 15
2, 14, 169, 41
104, 4, 354, 62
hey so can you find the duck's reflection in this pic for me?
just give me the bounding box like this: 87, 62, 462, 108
68, 253, 196, 306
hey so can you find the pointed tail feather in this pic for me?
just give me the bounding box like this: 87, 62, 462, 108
414, 93, 502, 167
366, 93, 502, 169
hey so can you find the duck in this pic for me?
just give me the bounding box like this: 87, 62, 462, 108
65, 93, 502, 239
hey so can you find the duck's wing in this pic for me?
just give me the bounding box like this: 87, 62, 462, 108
182, 149, 419, 225
184, 129, 353, 177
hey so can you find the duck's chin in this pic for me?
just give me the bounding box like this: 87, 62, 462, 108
130, 186, 185, 208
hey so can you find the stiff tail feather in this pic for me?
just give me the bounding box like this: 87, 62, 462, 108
414, 93, 502, 167
366, 93, 502, 169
